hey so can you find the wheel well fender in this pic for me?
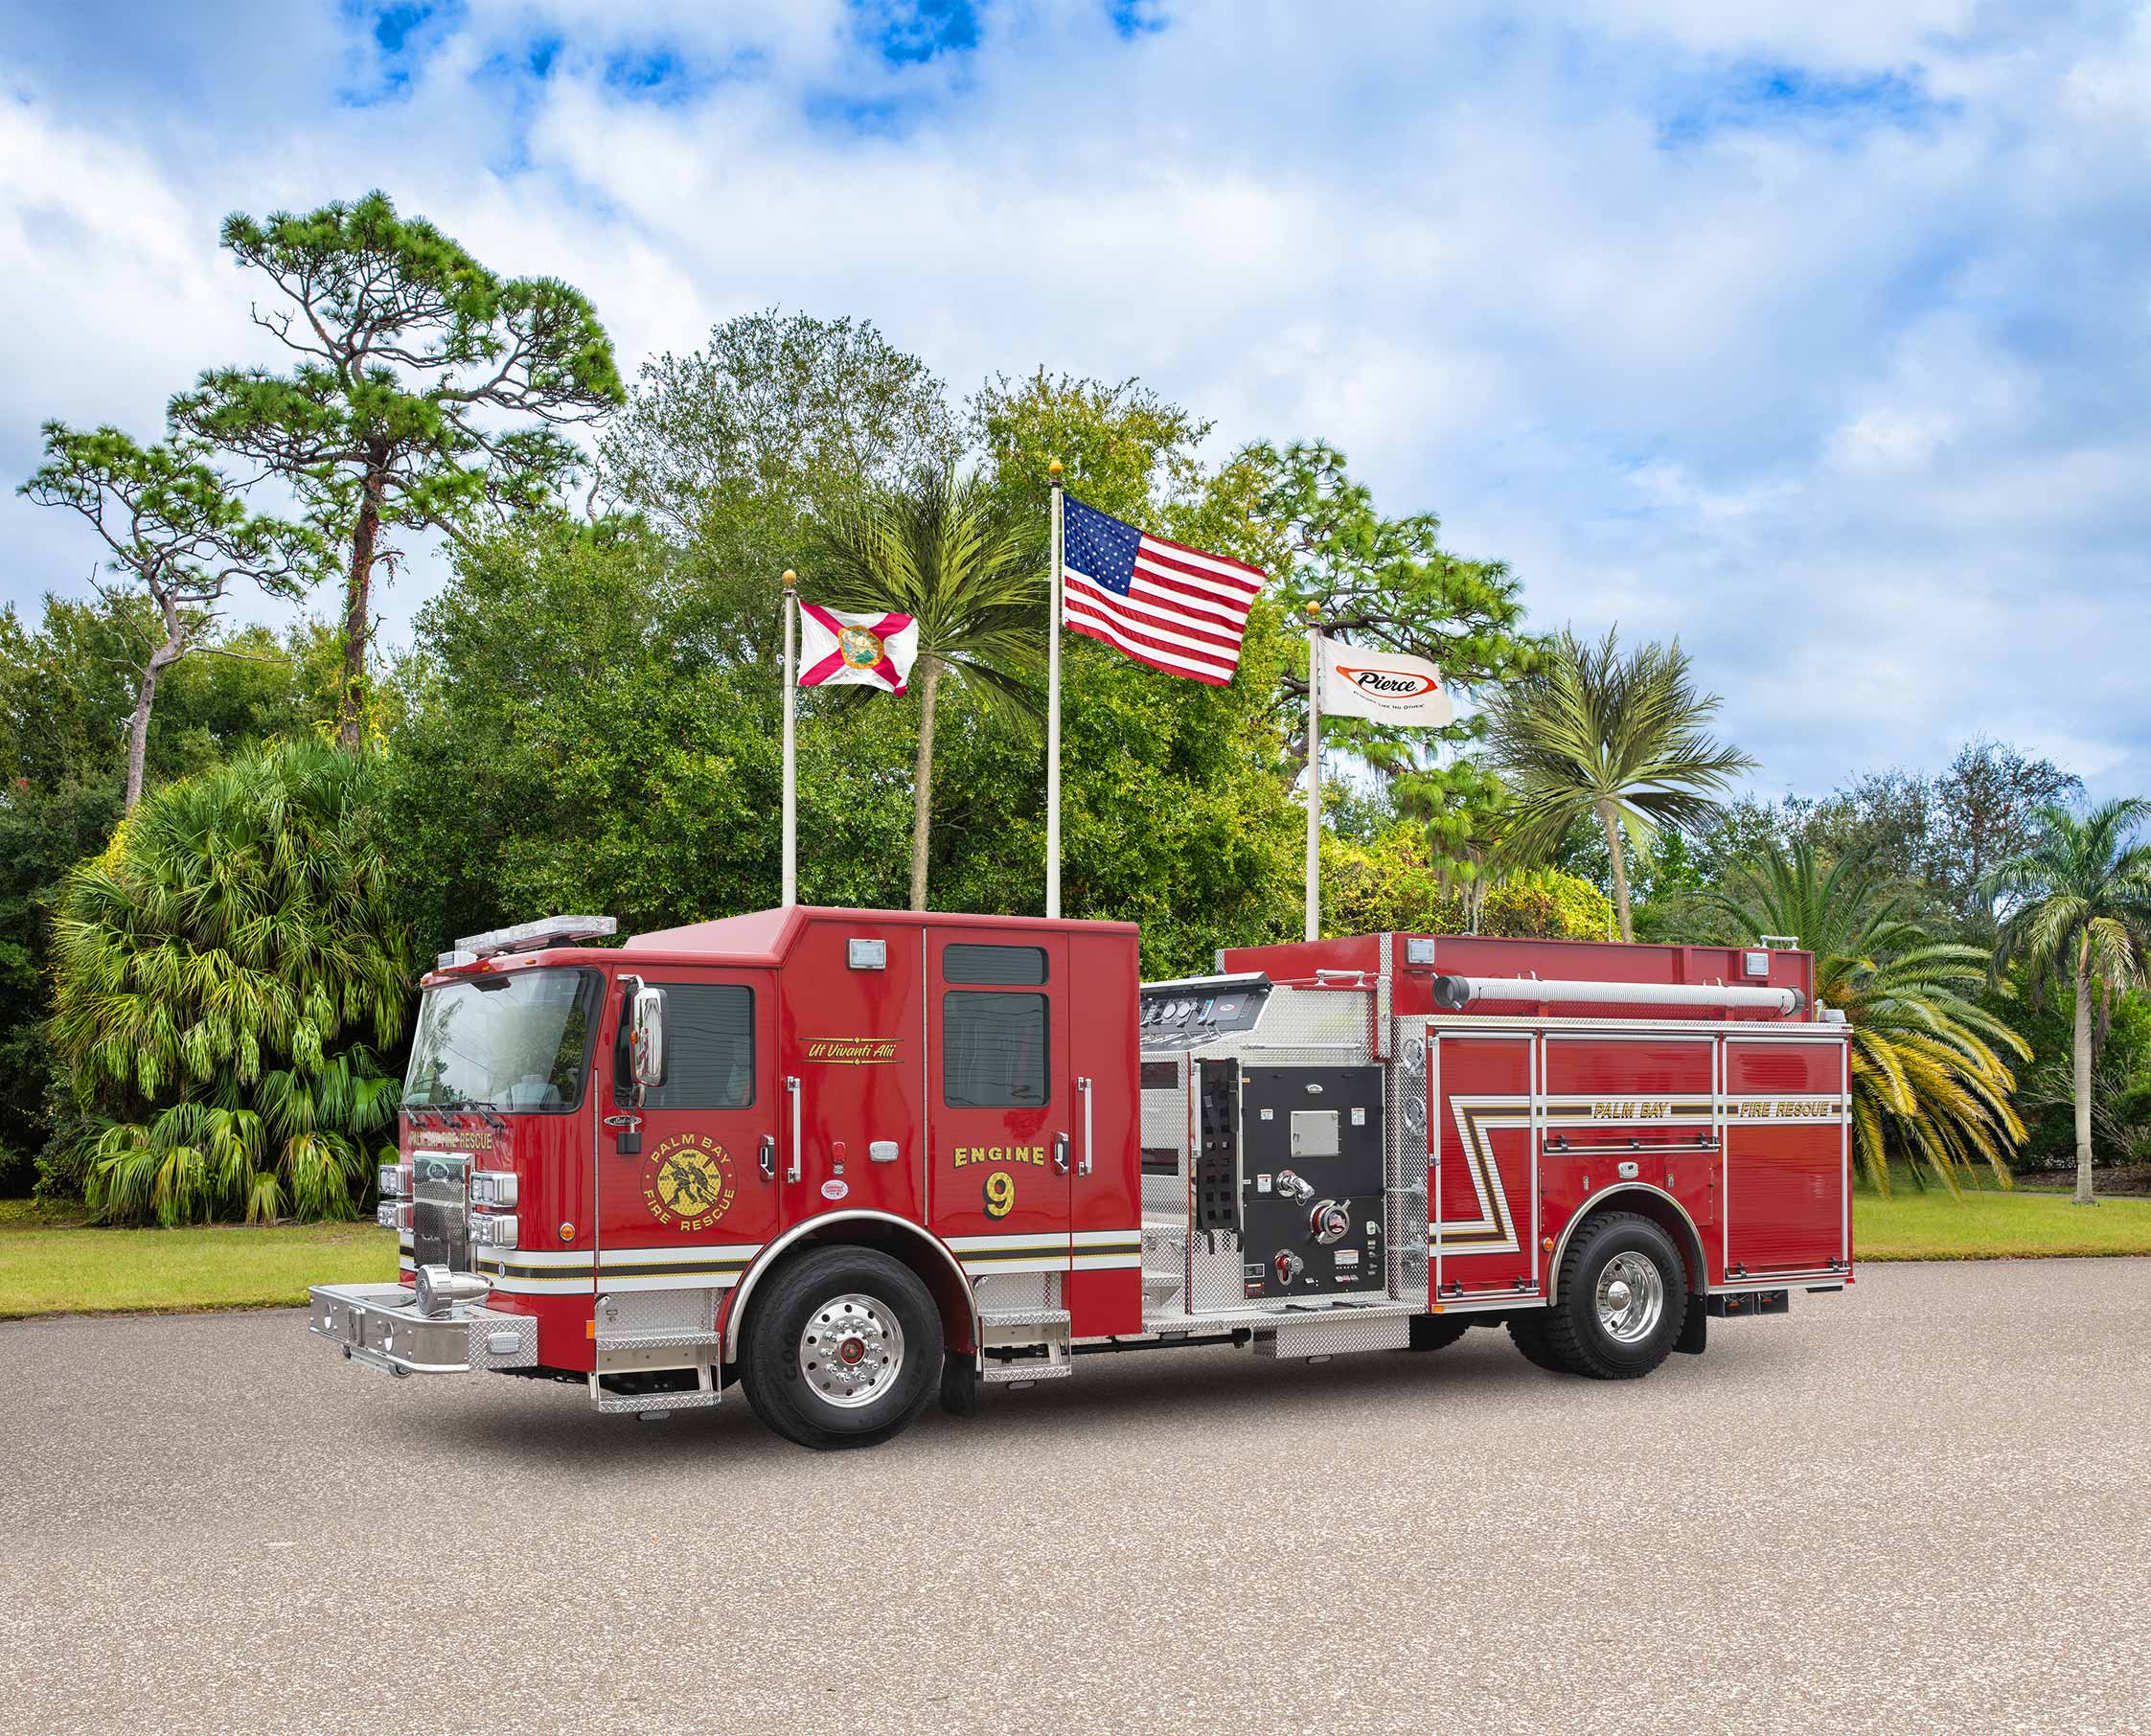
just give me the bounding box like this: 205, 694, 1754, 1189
721, 1210, 978, 1361
1545, 1185, 1708, 1304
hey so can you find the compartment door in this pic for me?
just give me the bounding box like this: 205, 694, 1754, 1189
1722, 1037, 1850, 1281
1430, 1033, 1537, 1297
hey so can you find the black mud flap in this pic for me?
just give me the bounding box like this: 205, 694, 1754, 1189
1675, 1299, 1707, 1356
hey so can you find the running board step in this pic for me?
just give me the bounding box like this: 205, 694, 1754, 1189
977, 1305, 1072, 1382
981, 1359, 1073, 1384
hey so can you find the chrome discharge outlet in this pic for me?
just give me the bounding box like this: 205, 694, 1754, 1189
415, 1263, 494, 1318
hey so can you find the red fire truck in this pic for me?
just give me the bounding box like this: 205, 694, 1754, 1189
310, 906, 1851, 1449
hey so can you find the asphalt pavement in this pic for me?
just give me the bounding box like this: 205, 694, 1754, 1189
4, 1259, 2147, 1736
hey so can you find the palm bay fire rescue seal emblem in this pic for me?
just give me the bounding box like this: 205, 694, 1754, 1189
641, 1132, 737, 1233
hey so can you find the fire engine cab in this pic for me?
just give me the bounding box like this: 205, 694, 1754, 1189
310, 905, 1851, 1449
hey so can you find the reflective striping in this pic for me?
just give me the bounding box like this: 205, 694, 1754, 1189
1072, 1228, 1142, 1246
944, 1232, 1067, 1252
602, 1243, 762, 1266
1072, 1252, 1143, 1270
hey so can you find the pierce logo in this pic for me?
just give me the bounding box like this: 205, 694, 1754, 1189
1336, 665, 1440, 698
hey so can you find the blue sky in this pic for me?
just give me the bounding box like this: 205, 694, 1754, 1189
3, 0, 2148, 801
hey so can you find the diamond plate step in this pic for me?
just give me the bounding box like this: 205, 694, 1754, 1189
590, 1386, 720, 1413
595, 1329, 723, 1352
980, 1359, 1074, 1384
976, 1306, 1071, 1331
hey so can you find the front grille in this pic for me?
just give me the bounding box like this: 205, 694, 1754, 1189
411, 1154, 471, 1272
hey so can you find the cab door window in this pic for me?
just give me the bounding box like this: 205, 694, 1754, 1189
615, 983, 756, 1109
942, 991, 1049, 1108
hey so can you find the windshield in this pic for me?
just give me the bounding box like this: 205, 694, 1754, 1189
404, 969, 600, 1112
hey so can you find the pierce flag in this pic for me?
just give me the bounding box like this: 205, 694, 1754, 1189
1316, 636, 1454, 727
797, 605, 920, 695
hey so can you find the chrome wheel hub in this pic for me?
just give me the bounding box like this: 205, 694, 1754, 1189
798, 1292, 904, 1408
1594, 1251, 1665, 1344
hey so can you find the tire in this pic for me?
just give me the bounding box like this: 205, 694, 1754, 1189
739, 1246, 943, 1450
1403, 1313, 1473, 1352
1505, 1311, 1570, 1373
1541, 1211, 1688, 1380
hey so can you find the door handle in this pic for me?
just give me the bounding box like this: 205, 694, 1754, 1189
759, 1134, 776, 1181
1076, 1076, 1093, 1177
785, 1077, 802, 1183
1053, 1131, 1069, 1176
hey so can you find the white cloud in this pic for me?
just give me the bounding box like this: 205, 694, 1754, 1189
1, 0, 2147, 806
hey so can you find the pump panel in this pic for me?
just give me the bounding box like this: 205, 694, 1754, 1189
1237, 1065, 1384, 1299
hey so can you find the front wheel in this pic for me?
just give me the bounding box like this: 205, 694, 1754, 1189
740, 1246, 943, 1449
1541, 1211, 1688, 1380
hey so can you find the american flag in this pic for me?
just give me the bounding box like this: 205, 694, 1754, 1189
1061, 494, 1265, 685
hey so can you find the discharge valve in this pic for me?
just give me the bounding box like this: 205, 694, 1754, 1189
1272, 1249, 1306, 1286
1309, 1199, 1352, 1245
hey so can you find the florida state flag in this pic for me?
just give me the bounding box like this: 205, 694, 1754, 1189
796, 605, 920, 695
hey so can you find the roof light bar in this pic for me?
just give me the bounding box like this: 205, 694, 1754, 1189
442, 915, 617, 970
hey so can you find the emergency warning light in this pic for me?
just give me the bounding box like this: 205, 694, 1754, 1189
438, 915, 617, 971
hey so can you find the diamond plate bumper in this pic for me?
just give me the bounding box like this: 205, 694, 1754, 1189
309, 1281, 538, 1377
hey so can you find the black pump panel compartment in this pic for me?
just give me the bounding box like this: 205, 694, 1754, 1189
1237, 1065, 1384, 1299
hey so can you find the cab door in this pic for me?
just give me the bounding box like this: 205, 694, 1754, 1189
926, 933, 1073, 1285
596, 969, 781, 1297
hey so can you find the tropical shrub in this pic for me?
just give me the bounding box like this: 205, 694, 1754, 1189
1321, 829, 1613, 941
1705, 841, 2026, 1195
48, 741, 412, 1223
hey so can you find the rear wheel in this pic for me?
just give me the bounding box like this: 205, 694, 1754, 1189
1505, 1311, 1569, 1372
1403, 1313, 1472, 1352
1542, 1212, 1687, 1380
740, 1246, 942, 1449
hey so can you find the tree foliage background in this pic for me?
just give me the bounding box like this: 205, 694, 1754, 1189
9, 217, 2148, 1210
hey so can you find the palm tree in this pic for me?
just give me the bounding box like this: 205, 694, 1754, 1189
1484, 627, 1753, 942
1985, 800, 2151, 1205
1706, 840, 2027, 1195
49, 741, 413, 1223
812, 468, 1044, 910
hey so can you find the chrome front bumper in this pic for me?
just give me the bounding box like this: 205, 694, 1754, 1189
309, 1282, 539, 1378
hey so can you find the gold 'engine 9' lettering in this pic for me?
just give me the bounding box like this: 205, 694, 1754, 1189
951, 1145, 1048, 1168
983, 1171, 1017, 1220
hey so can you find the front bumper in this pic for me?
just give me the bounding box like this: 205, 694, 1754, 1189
309, 1282, 539, 1378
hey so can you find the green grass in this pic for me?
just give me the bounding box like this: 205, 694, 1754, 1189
4, 1172, 2150, 1319
1855, 1182, 2151, 1261
0, 1204, 398, 1319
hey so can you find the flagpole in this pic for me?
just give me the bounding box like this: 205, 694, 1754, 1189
1046, 459, 1064, 921
781, 569, 797, 907
1304, 602, 1322, 943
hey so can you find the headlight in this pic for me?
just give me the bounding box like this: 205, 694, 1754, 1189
469, 1213, 520, 1249
378, 1163, 412, 1199
470, 1170, 519, 1209
377, 1200, 413, 1231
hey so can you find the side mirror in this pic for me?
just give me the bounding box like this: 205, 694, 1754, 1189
629, 983, 666, 1094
